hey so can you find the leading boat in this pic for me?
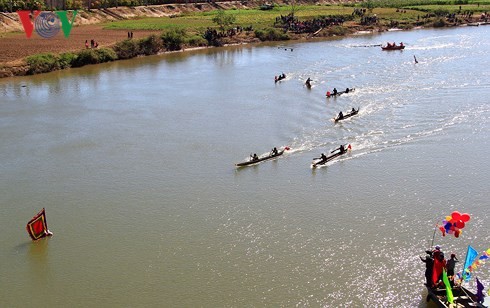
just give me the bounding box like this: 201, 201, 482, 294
235, 147, 289, 167
425, 284, 486, 308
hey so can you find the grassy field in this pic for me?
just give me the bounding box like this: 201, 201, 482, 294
102, 1, 489, 33
404, 4, 490, 13
103, 5, 356, 32
365, 0, 490, 7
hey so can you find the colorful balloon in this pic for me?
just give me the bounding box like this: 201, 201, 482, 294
456, 220, 465, 229
451, 211, 462, 220
461, 213, 471, 222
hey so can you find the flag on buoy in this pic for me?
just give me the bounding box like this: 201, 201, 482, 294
26, 208, 52, 241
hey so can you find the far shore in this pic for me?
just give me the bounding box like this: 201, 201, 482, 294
1, 1, 489, 78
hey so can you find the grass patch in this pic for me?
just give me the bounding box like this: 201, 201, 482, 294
71, 48, 117, 67
254, 28, 290, 41
26, 53, 60, 74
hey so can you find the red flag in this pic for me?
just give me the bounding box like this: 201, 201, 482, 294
26, 208, 51, 240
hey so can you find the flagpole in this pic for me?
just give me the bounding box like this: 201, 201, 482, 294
430, 224, 437, 248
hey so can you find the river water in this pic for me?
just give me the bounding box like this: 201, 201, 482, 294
1, 26, 489, 307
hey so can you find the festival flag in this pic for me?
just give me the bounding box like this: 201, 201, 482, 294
476, 277, 485, 303
26, 208, 51, 240
462, 245, 478, 281
442, 269, 454, 304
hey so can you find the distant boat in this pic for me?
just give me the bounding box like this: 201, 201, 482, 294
326, 88, 355, 97
381, 44, 405, 50
334, 108, 359, 123
235, 147, 289, 167
275, 74, 286, 83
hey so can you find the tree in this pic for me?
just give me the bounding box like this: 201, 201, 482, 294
212, 10, 236, 31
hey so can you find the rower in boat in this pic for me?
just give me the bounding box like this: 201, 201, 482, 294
333, 88, 338, 95
270, 147, 278, 156
333, 144, 346, 154
305, 78, 312, 88
351, 107, 356, 113
275, 73, 286, 83
252, 153, 259, 161
337, 111, 344, 120
314, 153, 328, 161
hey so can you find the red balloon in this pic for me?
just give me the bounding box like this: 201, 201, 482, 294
455, 229, 461, 238
439, 226, 446, 236
461, 213, 471, 222
456, 220, 465, 229
451, 211, 462, 220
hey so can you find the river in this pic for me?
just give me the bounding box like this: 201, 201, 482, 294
1, 26, 489, 307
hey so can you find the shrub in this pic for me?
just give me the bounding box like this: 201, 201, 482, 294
186, 35, 207, 47
161, 28, 187, 51
254, 28, 290, 41
327, 25, 349, 36
138, 35, 162, 55
433, 18, 447, 27
113, 39, 140, 59
58, 52, 77, 69
71, 49, 100, 67
26, 53, 59, 74
95, 48, 118, 62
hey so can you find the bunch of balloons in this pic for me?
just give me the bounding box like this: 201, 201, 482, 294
439, 211, 471, 238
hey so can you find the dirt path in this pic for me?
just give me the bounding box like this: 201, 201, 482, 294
0, 25, 160, 64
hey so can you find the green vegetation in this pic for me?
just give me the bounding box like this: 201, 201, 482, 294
25, 48, 117, 74
358, 0, 490, 8
212, 9, 237, 31
103, 6, 355, 33
26, 53, 61, 74
161, 28, 187, 51
113, 39, 141, 59
254, 28, 290, 41
138, 34, 162, 55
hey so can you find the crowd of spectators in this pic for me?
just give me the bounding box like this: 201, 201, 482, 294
275, 13, 345, 34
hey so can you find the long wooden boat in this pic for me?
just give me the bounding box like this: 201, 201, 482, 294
326, 88, 355, 97
425, 284, 486, 307
381, 44, 405, 50
312, 148, 348, 168
334, 108, 359, 122
275, 74, 286, 83
236, 149, 286, 167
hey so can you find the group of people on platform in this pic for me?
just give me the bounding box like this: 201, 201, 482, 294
420, 245, 459, 288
